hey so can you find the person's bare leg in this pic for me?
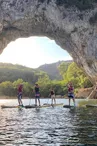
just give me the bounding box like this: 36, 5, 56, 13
18, 94, 20, 105
18, 99, 20, 105
54, 98, 56, 104
38, 98, 40, 106
51, 98, 53, 105
72, 98, 75, 106
18, 95, 22, 106
69, 98, 70, 106
35, 98, 37, 106
52, 98, 53, 104
19, 95, 23, 106
20, 100, 23, 105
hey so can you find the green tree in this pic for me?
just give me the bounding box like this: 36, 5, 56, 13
65, 62, 92, 88
37, 73, 51, 86
0, 81, 14, 96
58, 62, 71, 78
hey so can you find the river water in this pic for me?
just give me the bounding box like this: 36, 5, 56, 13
0, 99, 97, 146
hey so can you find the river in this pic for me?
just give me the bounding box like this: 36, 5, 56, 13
0, 99, 97, 146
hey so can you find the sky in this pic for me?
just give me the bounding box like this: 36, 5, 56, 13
0, 37, 72, 68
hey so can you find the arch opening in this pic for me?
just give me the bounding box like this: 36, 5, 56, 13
0, 36, 72, 68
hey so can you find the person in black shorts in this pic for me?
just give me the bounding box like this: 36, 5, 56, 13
67, 82, 75, 106
34, 84, 40, 106
17, 84, 23, 106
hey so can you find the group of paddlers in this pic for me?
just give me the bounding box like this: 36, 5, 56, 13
17, 82, 75, 107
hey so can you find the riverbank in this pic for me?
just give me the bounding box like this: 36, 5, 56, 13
75, 87, 93, 99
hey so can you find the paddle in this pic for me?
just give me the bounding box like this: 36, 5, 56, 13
47, 94, 51, 105
47, 98, 49, 104
29, 97, 32, 105
43, 95, 50, 105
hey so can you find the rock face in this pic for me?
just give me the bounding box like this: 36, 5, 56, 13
0, 0, 97, 84
76, 88, 92, 99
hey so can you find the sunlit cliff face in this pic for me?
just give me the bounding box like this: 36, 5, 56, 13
0, 0, 97, 84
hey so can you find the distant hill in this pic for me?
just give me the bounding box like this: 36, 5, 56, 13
0, 61, 73, 83
38, 60, 73, 80
0, 63, 47, 84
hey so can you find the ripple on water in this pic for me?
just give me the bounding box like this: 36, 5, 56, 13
0, 102, 97, 145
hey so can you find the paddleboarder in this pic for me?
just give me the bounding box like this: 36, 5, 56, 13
49, 88, 56, 105
34, 84, 41, 106
17, 84, 23, 106
67, 82, 75, 106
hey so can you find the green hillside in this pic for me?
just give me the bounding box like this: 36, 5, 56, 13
0, 63, 47, 84
0, 61, 93, 98
38, 60, 72, 80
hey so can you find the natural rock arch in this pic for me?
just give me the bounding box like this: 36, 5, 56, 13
0, 0, 97, 87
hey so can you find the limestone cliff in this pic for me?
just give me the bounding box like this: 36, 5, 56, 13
0, 0, 97, 85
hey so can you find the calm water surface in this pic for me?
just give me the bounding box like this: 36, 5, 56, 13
0, 99, 97, 146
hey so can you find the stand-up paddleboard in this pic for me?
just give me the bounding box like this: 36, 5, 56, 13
86, 104, 97, 108
63, 105, 75, 108
25, 105, 39, 108
43, 103, 63, 107
1, 105, 24, 109
1, 103, 63, 109
25, 103, 63, 108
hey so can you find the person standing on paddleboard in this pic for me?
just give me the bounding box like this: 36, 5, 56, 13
49, 88, 56, 105
67, 82, 75, 106
34, 84, 41, 106
17, 84, 23, 106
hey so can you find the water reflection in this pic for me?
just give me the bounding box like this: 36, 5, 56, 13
0, 99, 97, 145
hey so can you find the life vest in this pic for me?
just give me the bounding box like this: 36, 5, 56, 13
68, 86, 73, 93
51, 90, 54, 95
18, 85, 22, 93
35, 87, 39, 93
